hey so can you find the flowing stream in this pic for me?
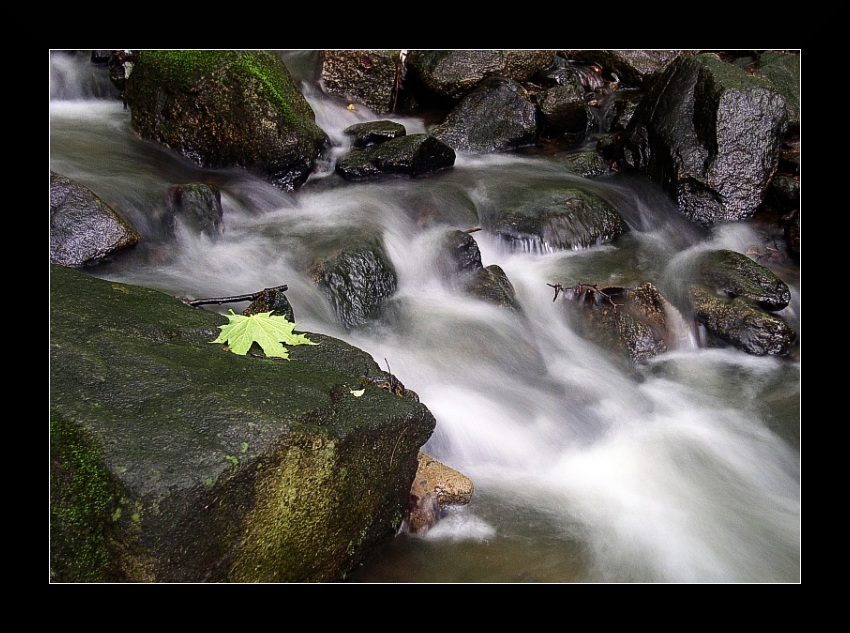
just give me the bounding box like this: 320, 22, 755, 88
49, 51, 801, 583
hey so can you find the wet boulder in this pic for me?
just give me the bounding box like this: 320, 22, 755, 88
535, 54, 600, 90
406, 50, 554, 102
124, 50, 329, 192
603, 89, 643, 132
466, 265, 521, 312
554, 281, 674, 364
440, 229, 483, 277
50, 171, 140, 267
439, 230, 521, 312
321, 50, 403, 113
688, 285, 796, 356
312, 240, 399, 330
680, 249, 796, 356
50, 265, 436, 582
535, 82, 592, 146
621, 53, 788, 226
487, 185, 624, 252
431, 75, 539, 154
691, 249, 791, 311
561, 50, 686, 88
242, 285, 295, 322
164, 183, 223, 240
335, 133, 455, 181
406, 452, 474, 535
344, 120, 406, 148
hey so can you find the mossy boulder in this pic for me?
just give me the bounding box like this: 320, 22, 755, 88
487, 185, 624, 252
687, 284, 796, 356
124, 50, 329, 192
679, 249, 796, 356
50, 265, 435, 582
751, 51, 800, 133
691, 249, 791, 311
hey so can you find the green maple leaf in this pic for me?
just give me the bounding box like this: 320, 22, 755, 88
211, 310, 317, 359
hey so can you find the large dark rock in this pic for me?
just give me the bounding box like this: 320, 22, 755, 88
50, 265, 435, 582
621, 53, 788, 226
688, 284, 796, 356
124, 51, 329, 192
555, 281, 671, 365
312, 240, 399, 330
165, 183, 223, 240
343, 120, 406, 148
321, 50, 402, 113
438, 230, 521, 312
50, 171, 140, 267
406, 50, 554, 101
691, 249, 791, 311
431, 76, 539, 154
487, 185, 624, 252
673, 248, 797, 356
535, 83, 591, 144
439, 229, 483, 277
561, 50, 686, 88
466, 265, 522, 312
335, 133, 455, 181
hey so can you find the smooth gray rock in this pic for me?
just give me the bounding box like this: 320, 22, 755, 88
50, 171, 140, 267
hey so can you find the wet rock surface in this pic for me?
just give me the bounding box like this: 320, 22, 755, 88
49, 171, 140, 267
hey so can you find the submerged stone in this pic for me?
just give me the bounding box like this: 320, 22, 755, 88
490, 186, 624, 252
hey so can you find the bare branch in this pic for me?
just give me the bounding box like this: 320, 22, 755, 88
187, 285, 289, 307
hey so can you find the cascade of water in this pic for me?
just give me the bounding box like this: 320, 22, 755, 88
49, 52, 800, 583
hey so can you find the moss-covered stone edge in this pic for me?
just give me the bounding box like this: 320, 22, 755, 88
130, 50, 308, 126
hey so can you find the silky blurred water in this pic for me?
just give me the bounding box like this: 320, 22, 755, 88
49, 51, 800, 583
